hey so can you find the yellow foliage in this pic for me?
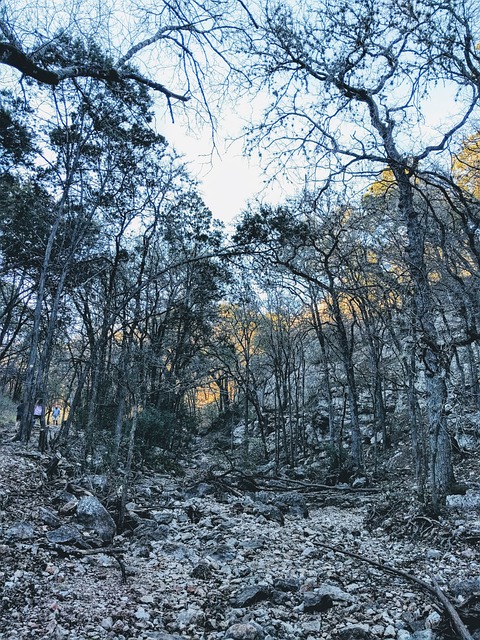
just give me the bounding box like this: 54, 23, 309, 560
195, 385, 220, 408
452, 132, 480, 198
365, 169, 397, 197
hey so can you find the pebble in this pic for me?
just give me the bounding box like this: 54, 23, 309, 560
2, 444, 480, 640
100, 617, 113, 630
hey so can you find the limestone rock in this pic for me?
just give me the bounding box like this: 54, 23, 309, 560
224, 621, 264, 639
6, 521, 35, 540
231, 585, 272, 608
303, 591, 334, 613
46, 524, 84, 545
75, 496, 116, 543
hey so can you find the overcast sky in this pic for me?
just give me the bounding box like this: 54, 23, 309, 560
164, 126, 264, 228
160, 77, 467, 230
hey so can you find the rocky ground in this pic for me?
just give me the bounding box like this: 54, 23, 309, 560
1, 419, 480, 640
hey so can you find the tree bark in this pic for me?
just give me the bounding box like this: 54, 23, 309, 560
397, 171, 454, 509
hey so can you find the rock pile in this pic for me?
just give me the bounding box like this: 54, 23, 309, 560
1, 435, 480, 639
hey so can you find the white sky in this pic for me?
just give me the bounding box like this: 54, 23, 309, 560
158, 107, 270, 230
159, 80, 471, 229
6, 1, 472, 232
162, 125, 264, 228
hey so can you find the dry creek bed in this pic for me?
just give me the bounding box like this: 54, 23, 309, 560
1, 427, 480, 640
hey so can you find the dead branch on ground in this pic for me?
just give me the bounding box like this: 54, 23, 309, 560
314, 540, 474, 640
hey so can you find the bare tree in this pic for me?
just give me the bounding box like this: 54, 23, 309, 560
0, 0, 251, 124
234, 0, 480, 510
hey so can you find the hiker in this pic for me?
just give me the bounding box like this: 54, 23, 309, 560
52, 404, 60, 426
33, 399, 43, 427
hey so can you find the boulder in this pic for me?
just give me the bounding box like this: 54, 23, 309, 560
276, 492, 309, 518
76, 496, 116, 543
6, 521, 35, 541
272, 577, 300, 593
225, 622, 265, 640
231, 584, 272, 607
46, 524, 84, 545
225, 622, 265, 639
337, 625, 373, 639
303, 592, 334, 613
450, 576, 480, 597
134, 520, 170, 541
252, 502, 284, 525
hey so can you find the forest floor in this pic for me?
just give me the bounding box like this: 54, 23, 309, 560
0, 417, 480, 640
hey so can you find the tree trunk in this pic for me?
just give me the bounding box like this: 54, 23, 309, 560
18, 195, 69, 442
310, 296, 338, 453
397, 171, 454, 510
329, 285, 363, 469
407, 336, 427, 503
118, 403, 138, 532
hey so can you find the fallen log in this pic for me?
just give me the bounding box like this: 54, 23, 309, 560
314, 539, 474, 640
201, 469, 381, 494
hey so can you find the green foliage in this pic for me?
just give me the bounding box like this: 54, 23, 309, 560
234, 204, 310, 248
0, 174, 102, 281
0, 91, 33, 171
136, 406, 182, 452
0, 175, 55, 272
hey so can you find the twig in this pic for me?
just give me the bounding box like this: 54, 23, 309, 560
314, 540, 474, 640
48, 545, 128, 584
74, 547, 127, 555
75, 547, 128, 585
112, 554, 127, 584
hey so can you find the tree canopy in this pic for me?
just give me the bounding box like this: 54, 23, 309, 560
1, 0, 480, 515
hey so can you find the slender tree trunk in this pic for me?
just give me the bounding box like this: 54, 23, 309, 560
407, 338, 427, 502
57, 363, 91, 442
288, 370, 295, 467
275, 376, 289, 465
113, 392, 126, 467
374, 364, 387, 450
425, 355, 453, 511
274, 390, 280, 472
18, 194, 70, 442
17, 136, 85, 443
466, 343, 480, 410
112, 337, 130, 467
38, 410, 48, 453
397, 172, 454, 510
118, 404, 138, 532
329, 286, 363, 469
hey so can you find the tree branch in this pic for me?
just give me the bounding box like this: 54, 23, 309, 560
0, 42, 59, 85
314, 540, 474, 640
0, 42, 190, 102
